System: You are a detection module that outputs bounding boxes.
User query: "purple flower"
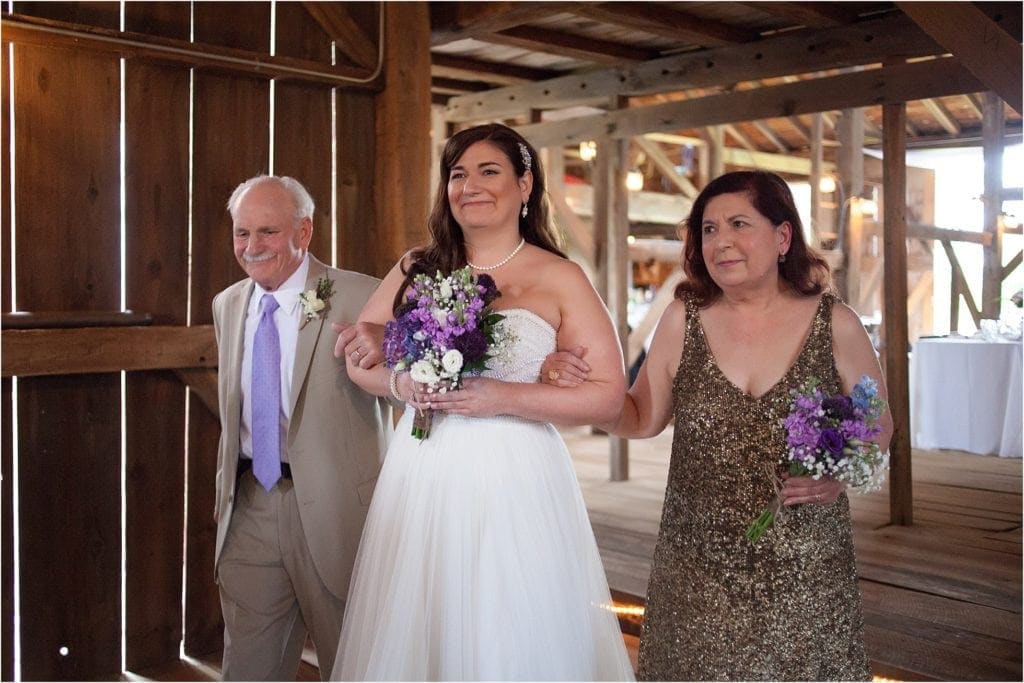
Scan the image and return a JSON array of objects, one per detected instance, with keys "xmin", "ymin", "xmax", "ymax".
[
  {"xmin": 452, "ymin": 329, "xmax": 488, "ymax": 362},
  {"xmin": 822, "ymin": 395, "xmax": 855, "ymax": 421},
  {"xmin": 817, "ymin": 428, "xmax": 845, "ymax": 456}
]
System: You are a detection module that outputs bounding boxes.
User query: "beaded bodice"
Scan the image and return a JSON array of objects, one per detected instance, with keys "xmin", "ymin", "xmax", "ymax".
[{"xmin": 479, "ymin": 308, "xmax": 556, "ymax": 384}]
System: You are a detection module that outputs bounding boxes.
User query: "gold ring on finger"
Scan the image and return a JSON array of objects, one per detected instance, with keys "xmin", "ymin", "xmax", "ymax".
[{"xmin": 548, "ymin": 369, "xmax": 559, "ymax": 381}]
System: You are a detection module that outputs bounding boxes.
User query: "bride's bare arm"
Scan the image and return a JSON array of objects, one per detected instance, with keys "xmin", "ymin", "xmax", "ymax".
[
  {"xmin": 342, "ymin": 257, "xmax": 413, "ymax": 399},
  {"xmin": 425, "ymin": 261, "xmax": 626, "ymax": 426}
]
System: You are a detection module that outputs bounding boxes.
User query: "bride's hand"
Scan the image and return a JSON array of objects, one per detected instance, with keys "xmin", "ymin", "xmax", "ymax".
[{"xmin": 414, "ymin": 377, "xmax": 504, "ymax": 418}]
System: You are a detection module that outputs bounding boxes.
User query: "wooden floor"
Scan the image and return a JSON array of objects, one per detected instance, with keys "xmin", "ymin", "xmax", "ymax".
[
  {"xmin": 127, "ymin": 427, "xmax": 1021, "ymax": 682},
  {"xmin": 562, "ymin": 425, "xmax": 1023, "ymax": 682}
]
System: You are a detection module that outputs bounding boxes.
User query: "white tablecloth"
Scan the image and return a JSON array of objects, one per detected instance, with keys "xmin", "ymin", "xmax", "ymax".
[{"xmin": 910, "ymin": 337, "xmax": 1023, "ymax": 457}]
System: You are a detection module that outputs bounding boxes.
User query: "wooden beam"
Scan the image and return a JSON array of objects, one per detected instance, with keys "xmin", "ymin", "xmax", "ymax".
[
  {"xmin": 2, "ymin": 13, "xmax": 380, "ymax": 88},
  {"xmin": 941, "ymin": 240, "xmax": 982, "ymax": 327},
  {"xmin": 515, "ymin": 58, "xmax": 983, "ymax": 148},
  {"xmin": 429, "ymin": 1, "xmax": 573, "ymax": 46},
  {"xmin": 633, "ymin": 137, "xmax": 698, "ymax": 198},
  {"xmin": 301, "ymin": 2, "xmax": 377, "ymax": 69},
  {"xmin": 570, "ymin": 2, "xmax": 759, "ymax": 45},
  {"xmin": 752, "ymin": 120, "xmax": 790, "ymax": 153},
  {"xmin": 921, "ymin": 98, "xmax": 962, "ymax": 136},
  {"xmin": 431, "ymin": 53, "xmax": 558, "ymax": 86},
  {"xmin": 431, "ymin": 77, "xmax": 492, "ymax": 94},
  {"xmin": 1, "ymin": 326, "xmax": 216, "ymax": 378},
  {"xmin": 720, "ymin": 147, "xmax": 835, "ymax": 175},
  {"xmin": 906, "ymin": 224, "xmax": 993, "ymax": 246},
  {"xmin": 547, "ymin": 183, "xmax": 596, "ymax": 266},
  {"xmin": 882, "ymin": 101, "xmax": 913, "ymax": 527},
  {"xmin": 897, "ymin": 1, "xmax": 1023, "ymax": 114},
  {"xmin": 444, "ymin": 13, "xmax": 943, "ymax": 122},
  {"xmin": 1002, "ymin": 250, "xmax": 1023, "ymax": 280},
  {"xmin": 484, "ymin": 25, "xmax": 658, "ymax": 64},
  {"xmin": 739, "ymin": 2, "xmax": 862, "ymax": 28}
]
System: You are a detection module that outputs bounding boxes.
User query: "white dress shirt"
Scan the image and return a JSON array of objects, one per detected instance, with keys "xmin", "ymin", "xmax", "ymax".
[{"xmin": 239, "ymin": 254, "xmax": 311, "ymax": 463}]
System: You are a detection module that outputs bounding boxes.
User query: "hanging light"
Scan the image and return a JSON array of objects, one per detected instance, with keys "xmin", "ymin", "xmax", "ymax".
[
  {"xmin": 626, "ymin": 168, "xmax": 644, "ymax": 192},
  {"xmin": 818, "ymin": 175, "xmax": 837, "ymax": 194},
  {"xmin": 578, "ymin": 140, "xmax": 597, "ymax": 161},
  {"xmin": 858, "ymin": 198, "xmax": 879, "ymax": 218}
]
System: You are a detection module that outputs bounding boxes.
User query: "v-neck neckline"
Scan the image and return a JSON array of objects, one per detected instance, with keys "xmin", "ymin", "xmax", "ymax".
[{"xmin": 694, "ymin": 294, "xmax": 826, "ymax": 402}]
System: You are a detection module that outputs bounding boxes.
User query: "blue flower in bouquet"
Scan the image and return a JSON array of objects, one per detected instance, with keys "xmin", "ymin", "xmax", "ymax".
[
  {"xmin": 382, "ymin": 267, "xmax": 510, "ymax": 439},
  {"xmin": 746, "ymin": 375, "xmax": 888, "ymax": 543}
]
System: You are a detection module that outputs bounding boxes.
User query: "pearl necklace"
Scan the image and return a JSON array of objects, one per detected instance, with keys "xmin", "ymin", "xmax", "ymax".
[{"xmin": 466, "ymin": 237, "xmax": 526, "ymax": 271}]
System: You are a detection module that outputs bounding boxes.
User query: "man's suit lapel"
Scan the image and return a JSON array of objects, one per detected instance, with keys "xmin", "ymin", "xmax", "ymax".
[
  {"xmin": 289, "ymin": 256, "xmax": 327, "ymax": 419},
  {"xmin": 225, "ymin": 281, "xmax": 253, "ymax": 429}
]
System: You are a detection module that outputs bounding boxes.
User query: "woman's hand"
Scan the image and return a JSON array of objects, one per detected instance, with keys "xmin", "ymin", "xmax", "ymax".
[
  {"xmin": 413, "ymin": 377, "xmax": 505, "ymax": 418},
  {"xmin": 538, "ymin": 345, "xmax": 590, "ymax": 387},
  {"xmin": 779, "ymin": 473, "xmax": 846, "ymax": 506}
]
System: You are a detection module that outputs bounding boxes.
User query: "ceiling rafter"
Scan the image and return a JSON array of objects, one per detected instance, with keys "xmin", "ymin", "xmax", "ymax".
[
  {"xmin": 921, "ymin": 98, "xmax": 962, "ymax": 136},
  {"xmin": 482, "ymin": 25, "xmax": 659, "ymax": 64},
  {"xmin": 738, "ymin": 2, "xmax": 867, "ymax": 28},
  {"xmin": 301, "ymin": 2, "xmax": 376, "ymax": 69},
  {"xmin": 570, "ymin": 2, "xmax": 759, "ymax": 46},
  {"xmin": 429, "ymin": 1, "xmax": 574, "ymax": 46},
  {"xmin": 431, "ymin": 53, "xmax": 559, "ymax": 86}
]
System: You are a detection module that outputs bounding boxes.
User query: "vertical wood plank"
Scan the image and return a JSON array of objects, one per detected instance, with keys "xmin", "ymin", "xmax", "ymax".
[
  {"xmin": 122, "ymin": 2, "xmax": 191, "ymax": 671},
  {"xmin": 1, "ymin": 42, "xmax": 13, "ymax": 682},
  {"xmin": 336, "ymin": 89, "xmax": 378, "ymax": 272},
  {"xmin": 273, "ymin": 2, "xmax": 333, "ymax": 264},
  {"xmin": 186, "ymin": 0, "xmax": 271, "ymax": 657},
  {"xmin": 370, "ymin": 1, "xmax": 430, "ymax": 278},
  {"xmin": 981, "ymin": 92, "xmax": 1005, "ymax": 320},
  {"xmin": 13, "ymin": 35, "xmax": 122, "ymax": 679},
  {"xmin": 882, "ymin": 101, "xmax": 913, "ymax": 526}
]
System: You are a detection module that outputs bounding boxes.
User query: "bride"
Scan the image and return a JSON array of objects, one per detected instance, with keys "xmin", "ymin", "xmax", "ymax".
[{"xmin": 331, "ymin": 123, "xmax": 635, "ymax": 681}]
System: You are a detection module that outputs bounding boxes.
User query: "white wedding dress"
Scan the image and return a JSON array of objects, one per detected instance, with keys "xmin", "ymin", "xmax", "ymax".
[{"xmin": 332, "ymin": 308, "xmax": 635, "ymax": 681}]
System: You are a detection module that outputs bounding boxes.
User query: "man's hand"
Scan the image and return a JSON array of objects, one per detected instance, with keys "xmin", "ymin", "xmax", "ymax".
[{"xmin": 334, "ymin": 321, "xmax": 385, "ymax": 369}]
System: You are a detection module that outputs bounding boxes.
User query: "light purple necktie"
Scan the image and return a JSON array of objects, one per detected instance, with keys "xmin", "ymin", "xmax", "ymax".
[{"xmin": 252, "ymin": 293, "xmax": 282, "ymax": 491}]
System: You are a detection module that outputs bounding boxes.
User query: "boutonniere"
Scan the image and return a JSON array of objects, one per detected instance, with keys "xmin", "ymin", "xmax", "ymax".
[{"xmin": 298, "ymin": 276, "xmax": 334, "ymax": 326}]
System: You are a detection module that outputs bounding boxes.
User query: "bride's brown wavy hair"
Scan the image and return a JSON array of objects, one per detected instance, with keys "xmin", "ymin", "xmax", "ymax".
[
  {"xmin": 393, "ymin": 123, "xmax": 565, "ymax": 314},
  {"xmin": 676, "ymin": 170, "xmax": 831, "ymax": 307}
]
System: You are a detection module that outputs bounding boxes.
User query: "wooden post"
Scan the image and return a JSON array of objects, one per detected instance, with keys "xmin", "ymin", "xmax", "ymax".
[
  {"xmin": 810, "ymin": 113, "xmax": 825, "ymax": 248},
  {"xmin": 373, "ymin": 2, "xmax": 432, "ymax": 277},
  {"xmin": 706, "ymin": 125, "xmax": 725, "ymax": 180},
  {"xmin": 882, "ymin": 101, "xmax": 913, "ymax": 526},
  {"xmin": 846, "ymin": 205, "xmax": 864, "ymax": 313},
  {"xmin": 606, "ymin": 137, "xmax": 630, "ymax": 482},
  {"xmin": 981, "ymin": 92, "xmax": 1005, "ymax": 319},
  {"xmin": 594, "ymin": 132, "xmax": 630, "ymax": 481}
]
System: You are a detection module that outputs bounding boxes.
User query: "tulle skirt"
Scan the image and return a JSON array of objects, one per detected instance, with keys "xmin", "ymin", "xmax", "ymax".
[{"xmin": 332, "ymin": 410, "xmax": 635, "ymax": 681}]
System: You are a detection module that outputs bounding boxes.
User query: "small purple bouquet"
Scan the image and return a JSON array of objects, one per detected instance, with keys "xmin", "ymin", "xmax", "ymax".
[
  {"xmin": 745, "ymin": 375, "xmax": 888, "ymax": 542},
  {"xmin": 383, "ymin": 266, "xmax": 507, "ymax": 439}
]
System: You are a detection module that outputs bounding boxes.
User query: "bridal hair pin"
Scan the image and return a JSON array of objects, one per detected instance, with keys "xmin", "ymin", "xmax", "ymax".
[{"xmin": 517, "ymin": 142, "xmax": 532, "ymax": 172}]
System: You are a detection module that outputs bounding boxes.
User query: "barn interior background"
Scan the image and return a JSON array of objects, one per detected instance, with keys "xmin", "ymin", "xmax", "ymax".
[{"xmin": 1, "ymin": 2, "xmax": 1021, "ymax": 680}]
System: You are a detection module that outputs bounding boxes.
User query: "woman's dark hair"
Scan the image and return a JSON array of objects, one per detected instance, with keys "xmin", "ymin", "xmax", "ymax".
[
  {"xmin": 393, "ymin": 123, "xmax": 565, "ymax": 313},
  {"xmin": 676, "ymin": 170, "xmax": 831, "ymax": 306}
]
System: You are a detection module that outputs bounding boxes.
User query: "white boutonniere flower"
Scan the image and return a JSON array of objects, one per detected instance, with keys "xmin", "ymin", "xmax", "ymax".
[{"xmin": 298, "ymin": 276, "xmax": 334, "ymax": 327}]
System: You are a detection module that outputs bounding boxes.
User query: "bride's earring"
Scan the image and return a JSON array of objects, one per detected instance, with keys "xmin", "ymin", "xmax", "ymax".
[{"xmin": 521, "ymin": 202, "xmax": 528, "ymax": 219}]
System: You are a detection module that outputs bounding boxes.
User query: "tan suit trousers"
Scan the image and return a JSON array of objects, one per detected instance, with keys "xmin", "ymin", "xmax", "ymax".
[{"xmin": 219, "ymin": 469, "xmax": 345, "ymax": 681}]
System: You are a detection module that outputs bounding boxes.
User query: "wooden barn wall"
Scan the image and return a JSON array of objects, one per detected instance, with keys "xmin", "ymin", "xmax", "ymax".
[{"xmin": 2, "ymin": 1, "xmax": 381, "ymax": 678}]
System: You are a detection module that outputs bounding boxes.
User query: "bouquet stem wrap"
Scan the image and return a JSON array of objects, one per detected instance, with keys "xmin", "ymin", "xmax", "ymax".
[{"xmin": 411, "ymin": 378, "xmax": 455, "ymax": 440}]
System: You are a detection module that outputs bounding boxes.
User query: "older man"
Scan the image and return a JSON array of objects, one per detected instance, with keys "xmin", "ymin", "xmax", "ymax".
[{"xmin": 212, "ymin": 175, "xmax": 389, "ymax": 680}]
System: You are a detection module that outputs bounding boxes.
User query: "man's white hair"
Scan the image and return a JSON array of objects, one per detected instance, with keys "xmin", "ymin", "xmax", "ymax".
[{"xmin": 226, "ymin": 175, "xmax": 315, "ymax": 223}]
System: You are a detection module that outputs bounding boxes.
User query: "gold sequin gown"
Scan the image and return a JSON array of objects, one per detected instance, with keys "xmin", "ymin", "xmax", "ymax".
[{"xmin": 637, "ymin": 292, "xmax": 870, "ymax": 681}]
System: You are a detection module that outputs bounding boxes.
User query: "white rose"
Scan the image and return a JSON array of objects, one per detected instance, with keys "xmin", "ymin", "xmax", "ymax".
[
  {"xmin": 438, "ymin": 280, "xmax": 453, "ymax": 300},
  {"xmin": 410, "ymin": 360, "xmax": 440, "ymax": 386},
  {"xmin": 432, "ymin": 308, "xmax": 449, "ymax": 326},
  {"xmin": 441, "ymin": 349, "xmax": 464, "ymax": 373}
]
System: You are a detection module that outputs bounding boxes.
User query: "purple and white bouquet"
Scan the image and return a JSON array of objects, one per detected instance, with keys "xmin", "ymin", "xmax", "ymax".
[
  {"xmin": 383, "ymin": 266, "xmax": 508, "ymax": 439},
  {"xmin": 745, "ymin": 375, "xmax": 888, "ymax": 542}
]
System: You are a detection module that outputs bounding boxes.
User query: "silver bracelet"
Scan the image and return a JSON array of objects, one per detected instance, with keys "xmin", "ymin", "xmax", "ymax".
[{"xmin": 389, "ymin": 369, "xmax": 404, "ymax": 402}]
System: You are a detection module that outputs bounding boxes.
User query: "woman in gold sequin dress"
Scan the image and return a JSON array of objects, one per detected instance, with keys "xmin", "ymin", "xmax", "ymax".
[{"xmin": 543, "ymin": 171, "xmax": 893, "ymax": 680}]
